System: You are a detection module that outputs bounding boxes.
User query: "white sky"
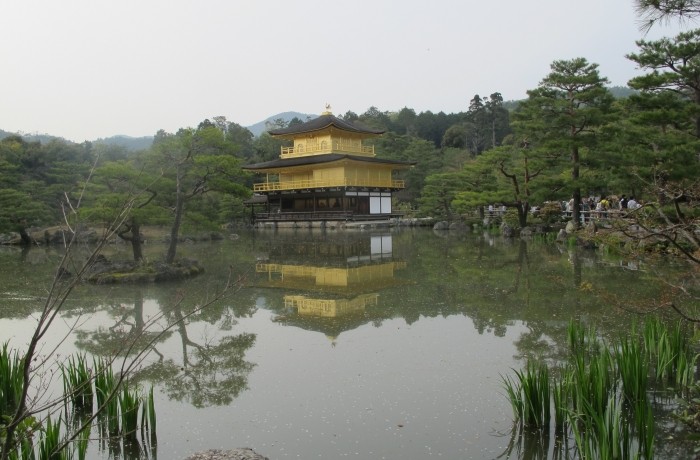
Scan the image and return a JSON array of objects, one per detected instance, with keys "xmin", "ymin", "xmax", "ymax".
[{"xmin": 0, "ymin": 0, "xmax": 688, "ymax": 142}]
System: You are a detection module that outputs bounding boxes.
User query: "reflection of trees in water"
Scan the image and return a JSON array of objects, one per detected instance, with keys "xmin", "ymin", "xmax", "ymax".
[
  {"xmin": 162, "ymin": 302, "xmax": 255, "ymax": 407},
  {"xmin": 75, "ymin": 289, "xmax": 172, "ymax": 359},
  {"xmin": 74, "ymin": 288, "xmax": 256, "ymax": 409}
]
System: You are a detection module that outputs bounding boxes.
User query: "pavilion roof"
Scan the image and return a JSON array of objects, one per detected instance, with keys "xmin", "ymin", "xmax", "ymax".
[{"xmin": 242, "ymin": 153, "xmax": 414, "ymax": 171}]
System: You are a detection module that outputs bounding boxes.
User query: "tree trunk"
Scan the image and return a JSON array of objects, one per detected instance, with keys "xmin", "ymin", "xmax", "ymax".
[
  {"xmin": 131, "ymin": 221, "xmax": 143, "ymax": 262},
  {"xmin": 17, "ymin": 227, "xmax": 32, "ymax": 246},
  {"xmin": 571, "ymin": 145, "xmax": 581, "ymax": 227},
  {"xmin": 166, "ymin": 193, "xmax": 184, "ymax": 264},
  {"xmin": 441, "ymin": 197, "xmax": 452, "ymax": 220},
  {"xmin": 517, "ymin": 202, "xmax": 529, "ymax": 228}
]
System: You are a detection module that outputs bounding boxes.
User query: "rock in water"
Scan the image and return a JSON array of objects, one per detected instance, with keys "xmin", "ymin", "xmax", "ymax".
[{"xmin": 184, "ymin": 448, "xmax": 268, "ymax": 460}]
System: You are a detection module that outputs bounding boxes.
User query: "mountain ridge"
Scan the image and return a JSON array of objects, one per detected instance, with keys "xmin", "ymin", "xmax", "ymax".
[{"xmin": 0, "ymin": 111, "xmax": 317, "ymax": 151}]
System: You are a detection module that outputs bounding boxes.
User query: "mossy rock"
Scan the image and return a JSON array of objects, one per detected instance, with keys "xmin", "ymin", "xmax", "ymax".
[{"xmin": 86, "ymin": 256, "xmax": 204, "ymax": 284}]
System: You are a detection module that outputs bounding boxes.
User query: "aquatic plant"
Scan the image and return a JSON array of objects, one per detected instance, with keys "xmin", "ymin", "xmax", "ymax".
[
  {"xmin": 499, "ymin": 317, "xmax": 697, "ymax": 459},
  {"xmin": 2, "ymin": 351, "xmax": 156, "ymax": 460},
  {"xmin": 502, "ymin": 361, "xmax": 550, "ymax": 430},
  {"xmin": 643, "ymin": 317, "xmax": 697, "ymax": 391},
  {"xmin": 616, "ymin": 336, "xmax": 648, "ymax": 404},
  {"xmin": 0, "ymin": 343, "xmax": 23, "ymax": 425},
  {"xmin": 571, "ymin": 391, "xmax": 633, "ymax": 460},
  {"xmin": 37, "ymin": 416, "xmax": 62, "ymax": 460},
  {"xmin": 118, "ymin": 385, "xmax": 140, "ymax": 439},
  {"xmin": 61, "ymin": 354, "xmax": 93, "ymax": 413},
  {"xmin": 551, "ymin": 371, "xmax": 571, "ymax": 435}
]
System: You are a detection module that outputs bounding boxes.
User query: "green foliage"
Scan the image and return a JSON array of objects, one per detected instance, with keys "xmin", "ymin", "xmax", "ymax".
[
  {"xmin": 416, "ymin": 172, "xmax": 464, "ymax": 218},
  {"xmin": 501, "ymin": 208, "xmax": 520, "ymax": 228},
  {"xmin": 0, "ymin": 343, "xmax": 24, "ymax": 440},
  {"xmin": 3, "ymin": 347, "xmax": 153, "ymax": 460},
  {"xmin": 61, "ymin": 355, "xmax": 93, "ymax": 413},
  {"xmin": 502, "ymin": 317, "xmax": 697, "ymax": 460},
  {"xmin": 502, "ymin": 361, "xmax": 550, "ymax": 429},
  {"xmin": 0, "ymin": 136, "xmax": 94, "ymax": 235},
  {"xmin": 538, "ymin": 201, "xmax": 565, "ymax": 224}
]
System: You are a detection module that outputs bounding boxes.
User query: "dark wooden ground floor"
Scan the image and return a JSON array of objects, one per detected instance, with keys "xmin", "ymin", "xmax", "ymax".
[{"xmin": 245, "ymin": 189, "xmax": 400, "ymax": 224}]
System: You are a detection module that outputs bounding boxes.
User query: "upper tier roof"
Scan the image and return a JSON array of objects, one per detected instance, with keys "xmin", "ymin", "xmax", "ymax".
[
  {"xmin": 242, "ymin": 153, "xmax": 414, "ymax": 171},
  {"xmin": 268, "ymin": 113, "xmax": 385, "ymax": 137}
]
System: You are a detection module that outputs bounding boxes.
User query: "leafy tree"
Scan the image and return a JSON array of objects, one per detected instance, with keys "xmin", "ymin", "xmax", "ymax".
[
  {"xmin": 264, "ymin": 117, "xmax": 288, "ymax": 130},
  {"xmin": 251, "ymin": 132, "xmax": 285, "ymax": 163},
  {"xmin": 224, "ymin": 122, "xmax": 255, "ymax": 160},
  {"xmin": 442, "ymin": 124, "xmax": 467, "ymax": 149},
  {"xmin": 451, "ymin": 136, "xmax": 567, "ymax": 227},
  {"xmin": 627, "ymin": 28, "xmax": 700, "ymax": 138},
  {"xmin": 287, "ymin": 116, "xmax": 305, "ymax": 128},
  {"xmin": 484, "ymin": 92, "xmax": 512, "ymax": 149},
  {"xmin": 359, "ymin": 106, "xmax": 391, "ymax": 131},
  {"xmin": 340, "ymin": 110, "xmax": 359, "ymax": 122},
  {"xmin": 393, "ymin": 107, "xmax": 418, "ymax": 135},
  {"xmin": 513, "ymin": 58, "xmax": 615, "ymax": 226},
  {"xmin": 375, "ymin": 133, "xmax": 441, "ymax": 202},
  {"xmin": 0, "ymin": 136, "xmax": 95, "ymax": 242},
  {"xmin": 415, "ymin": 110, "xmax": 457, "ymax": 147},
  {"xmin": 464, "ymin": 94, "xmax": 493, "ymax": 155},
  {"xmin": 417, "ymin": 172, "xmax": 464, "ymax": 219},
  {"xmin": 451, "ymin": 156, "xmax": 500, "ymax": 219},
  {"xmin": 82, "ymin": 160, "xmax": 165, "ymax": 261},
  {"xmin": 634, "ymin": 0, "xmax": 700, "ymax": 31},
  {"xmin": 151, "ymin": 124, "xmax": 250, "ymax": 264}
]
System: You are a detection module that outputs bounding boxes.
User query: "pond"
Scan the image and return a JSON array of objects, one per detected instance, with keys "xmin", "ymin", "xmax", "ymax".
[{"xmin": 0, "ymin": 227, "xmax": 696, "ymax": 459}]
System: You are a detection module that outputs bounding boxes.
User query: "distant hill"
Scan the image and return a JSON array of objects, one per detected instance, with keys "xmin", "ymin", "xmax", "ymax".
[
  {"xmin": 246, "ymin": 111, "xmax": 317, "ymax": 137},
  {"xmin": 93, "ymin": 135, "xmax": 153, "ymax": 151},
  {"xmin": 609, "ymin": 86, "xmax": 638, "ymax": 99},
  {"xmin": 0, "ymin": 129, "xmax": 66, "ymax": 144}
]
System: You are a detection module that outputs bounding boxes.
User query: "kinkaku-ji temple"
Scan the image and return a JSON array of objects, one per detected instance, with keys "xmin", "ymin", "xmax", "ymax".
[{"xmin": 242, "ymin": 108, "xmax": 415, "ymax": 227}]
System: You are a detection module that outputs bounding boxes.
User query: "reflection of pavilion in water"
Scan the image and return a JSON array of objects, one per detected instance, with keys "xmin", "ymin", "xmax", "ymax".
[{"xmin": 254, "ymin": 231, "xmax": 407, "ymax": 337}]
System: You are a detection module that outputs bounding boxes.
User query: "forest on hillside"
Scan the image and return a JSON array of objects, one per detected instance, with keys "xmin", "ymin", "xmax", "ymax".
[{"xmin": 2, "ymin": 18, "xmax": 700, "ymax": 247}]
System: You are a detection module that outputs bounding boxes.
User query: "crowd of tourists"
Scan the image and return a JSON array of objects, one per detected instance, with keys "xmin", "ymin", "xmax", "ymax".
[
  {"xmin": 569, "ymin": 195, "xmax": 641, "ymax": 214},
  {"xmin": 485, "ymin": 194, "xmax": 643, "ymax": 222},
  {"xmin": 562, "ymin": 194, "xmax": 642, "ymax": 221}
]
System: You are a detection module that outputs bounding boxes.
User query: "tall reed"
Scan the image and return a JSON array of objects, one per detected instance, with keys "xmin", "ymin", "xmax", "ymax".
[
  {"xmin": 569, "ymin": 345, "xmax": 615, "ymax": 418},
  {"xmin": 37, "ymin": 415, "xmax": 62, "ymax": 460},
  {"xmin": 551, "ymin": 374, "xmax": 568, "ymax": 436},
  {"xmin": 0, "ymin": 343, "xmax": 24, "ymax": 423},
  {"xmin": 4, "ymin": 348, "xmax": 157, "ymax": 460},
  {"xmin": 93, "ymin": 358, "xmax": 119, "ymax": 436},
  {"xmin": 118, "ymin": 385, "xmax": 140, "ymax": 440},
  {"xmin": 643, "ymin": 317, "xmax": 697, "ymax": 392},
  {"xmin": 61, "ymin": 354, "xmax": 93, "ymax": 413},
  {"xmin": 616, "ymin": 336, "xmax": 648, "ymax": 403},
  {"xmin": 502, "ymin": 361, "xmax": 550, "ymax": 430},
  {"xmin": 502, "ymin": 319, "xmax": 682, "ymax": 460},
  {"xmin": 571, "ymin": 391, "xmax": 633, "ymax": 460},
  {"xmin": 141, "ymin": 386, "xmax": 157, "ymax": 444}
]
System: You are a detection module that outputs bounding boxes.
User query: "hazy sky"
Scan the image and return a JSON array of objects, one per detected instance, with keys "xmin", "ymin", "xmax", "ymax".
[{"xmin": 0, "ymin": 0, "xmax": 688, "ymax": 142}]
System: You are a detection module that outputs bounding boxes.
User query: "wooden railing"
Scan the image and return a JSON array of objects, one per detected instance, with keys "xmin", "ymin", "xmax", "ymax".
[
  {"xmin": 280, "ymin": 141, "xmax": 374, "ymax": 158},
  {"xmin": 253, "ymin": 178, "xmax": 405, "ymax": 192},
  {"xmin": 253, "ymin": 211, "xmax": 353, "ymax": 221}
]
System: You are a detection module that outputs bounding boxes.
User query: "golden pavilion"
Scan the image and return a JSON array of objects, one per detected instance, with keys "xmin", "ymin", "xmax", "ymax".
[{"xmin": 243, "ymin": 108, "xmax": 414, "ymax": 226}]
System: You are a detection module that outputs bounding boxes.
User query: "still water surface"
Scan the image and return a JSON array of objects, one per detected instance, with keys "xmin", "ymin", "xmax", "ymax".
[{"xmin": 0, "ymin": 228, "xmax": 693, "ymax": 459}]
